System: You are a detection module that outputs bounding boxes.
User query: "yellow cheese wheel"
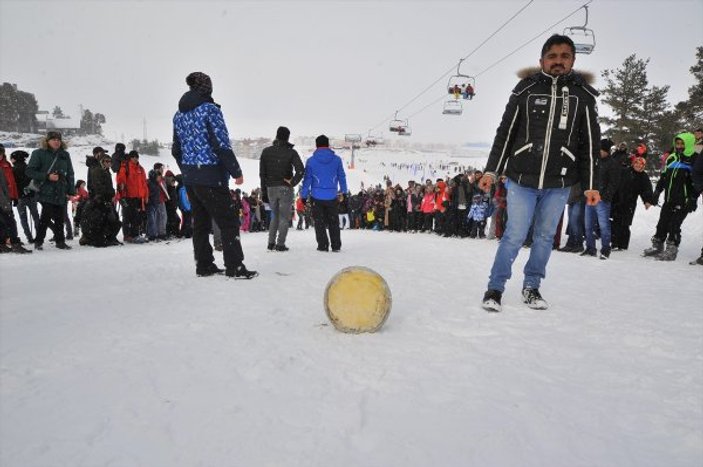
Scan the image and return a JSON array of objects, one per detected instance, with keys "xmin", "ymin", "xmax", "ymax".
[{"xmin": 324, "ymin": 266, "xmax": 392, "ymax": 333}]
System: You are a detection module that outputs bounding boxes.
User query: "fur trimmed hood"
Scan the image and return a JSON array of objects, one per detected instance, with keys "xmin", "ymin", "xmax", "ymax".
[
  {"xmin": 39, "ymin": 136, "xmax": 68, "ymax": 151},
  {"xmin": 517, "ymin": 66, "xmax": 595, "ymax": 84}
]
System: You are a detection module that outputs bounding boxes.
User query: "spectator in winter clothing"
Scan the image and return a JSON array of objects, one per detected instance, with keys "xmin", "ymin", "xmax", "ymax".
[
  {"xmin": 80, "ymin": 155, "xmax": 121, "ymax": 247},
  {"xmin": 643, "ymin": 132, "xmax": 699, "ymax": 261},
  {"xmin": 690, "ymin": 145, "xmax": 703, "ymax": 265},
  {"xmin": 172, "ymin": 71, "xmax": 257, "ymax": 278},
  {"xmin": 111, "ymin": 143, "xmax": 127, "ymax": 174},
  {"xmin": 25, "ymin": 131, "xmax": 76, "ymax": 250},
  {"xmin": 163, "ymin": 170, "xmax": 181, "ymax": 238},
  {"xmin": 0, "ymin": 165, "xmax": 31, "ymax": 253},
  {"xmin": 420, "ymin": 185, "xmax": 435, "ymax": 232},
  {"xmin": 71, "ymin": 180, "xmax": 90, "ymax": 237},
  {"xmin": 467, "ymin": 193, "xmax": 489, "ymax": 238},
  {"xmin": 116, "ymin": 150, "xmax": 149, "ymax": 243},
  {"xmin": 259, "ymin": 126, "xmax": 304, "ymax": 252},
  {"xmin": 146, "ymin": 163, "xmax": 168, "ymax": 241},
  {"xmin": 300, "ymin": 134, "xmax": 348, "ymax": 252},
  {"xmin": 559, "ymin": 183, "xmax": 586, "ymax": 253},
  {"xmin": 582, "ymin": 138, "xmax": 619, "ymax": 259},
  {"xmin": 337, "ymin": 192, "xmax": 350, "ymax": 229},
  {"xmin": 479, "ymin": 34, "xmax": 601, "ymax": 312},
  {"xmin": 610, "ymin": 156, "xmax": 654, "ymax": 250},
  {"xmin": 175, "ymin": 174, "xmax": 192, "ymax": 238},
  {"xmin": 10, "ymin": 150, "xmax": 40, "ymax": 243}
]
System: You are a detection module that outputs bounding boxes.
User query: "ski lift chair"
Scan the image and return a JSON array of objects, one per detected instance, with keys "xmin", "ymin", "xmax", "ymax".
[
  {"xmin": 442, "ymin": 100, "xmax": 463, "ymax": 116},
  {"xmin": 563, "ymin": 6, "xmax": 596, "ymax": 54}
]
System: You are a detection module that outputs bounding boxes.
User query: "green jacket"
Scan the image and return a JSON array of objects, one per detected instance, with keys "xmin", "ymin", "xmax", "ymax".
[{"xmin": 26, "ymin": 140, "xmax": 75, "ymax": 206}]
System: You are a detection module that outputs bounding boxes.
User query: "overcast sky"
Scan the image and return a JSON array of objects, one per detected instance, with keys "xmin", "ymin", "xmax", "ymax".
[{"xmin": 1, "ymin": 0, "xmax": 701, "ymax": 146}]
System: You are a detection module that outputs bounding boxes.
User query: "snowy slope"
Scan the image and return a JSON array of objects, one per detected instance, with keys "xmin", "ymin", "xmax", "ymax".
[{"xmin": 1, "ymin": 145, "xmax": 702, "ymax": 467}]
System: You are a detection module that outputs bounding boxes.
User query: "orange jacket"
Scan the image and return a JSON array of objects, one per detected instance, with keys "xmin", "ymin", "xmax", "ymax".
[
  {"xmin": 116, "ymin": 159, "xmax": 148, "ymax": 202},
  {"xmin": 434, "ymin": 181, "xmax": 448, "ymax": 213}
]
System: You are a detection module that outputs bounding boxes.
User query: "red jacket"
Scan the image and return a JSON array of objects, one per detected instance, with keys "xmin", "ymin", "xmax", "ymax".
[
  {"xmin": 0, "ymin": 158, "xmax": 18, "ymax": 201},
  {"xmin": 116, "ymin": 160, "xmax": 148, "ymax": 202}
]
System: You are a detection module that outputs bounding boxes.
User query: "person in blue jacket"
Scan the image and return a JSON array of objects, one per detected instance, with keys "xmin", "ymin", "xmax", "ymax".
[
  {"xmin": 300, "ymin": 135, "xmax": 348, "ymax": 252},
  {"xmin": 172, "ymin": 72, "xmax": 257, "ymax": 279}
]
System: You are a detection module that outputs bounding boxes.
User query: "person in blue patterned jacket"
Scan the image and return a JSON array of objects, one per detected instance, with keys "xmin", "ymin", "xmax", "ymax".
[{"xmin": 172, "ymin": 72, "xmax": 257, "ymax": 279}]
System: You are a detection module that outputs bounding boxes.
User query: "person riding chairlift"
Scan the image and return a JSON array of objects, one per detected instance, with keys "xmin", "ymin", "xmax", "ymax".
[{"xmin": 463, "ymin": 83, "xmax": 475, "ymax": 100}]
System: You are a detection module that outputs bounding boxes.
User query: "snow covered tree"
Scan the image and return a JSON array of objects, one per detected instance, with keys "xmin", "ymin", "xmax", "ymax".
[
  {"xmin": 52, "ymin": 106, "xmax": 65, "ymax": 118},
  {"xmin": 0, "ymin": 83, "xmax": 38, "ymax": 133},
  {"xmin": 675, "ymin": 46, "xmax": 703, "ymax": 130}
]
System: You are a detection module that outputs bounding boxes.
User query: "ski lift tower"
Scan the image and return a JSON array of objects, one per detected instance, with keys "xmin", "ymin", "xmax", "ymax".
[{"xmin": 345, "ymin": 133, "xmax": 362, "ymax": 169}]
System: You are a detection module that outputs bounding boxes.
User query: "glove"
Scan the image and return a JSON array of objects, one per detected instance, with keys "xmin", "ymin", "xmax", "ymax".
[{"xmin": 687, "ymin": 198, "xmax": 698, "ymax": 213}]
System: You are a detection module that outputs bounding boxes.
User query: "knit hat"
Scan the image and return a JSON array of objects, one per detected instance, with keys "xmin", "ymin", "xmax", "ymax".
[
  {"xmin": 46, "ymin": 131, "xmax": 62, "ymax": 141},
  {"xmin": 10, "ymin": 150, "xmax": 29, "ymax": 161},
  {"xmin": 186, "ymin": 72, "xmax": 212, "ymax": 95},
  {"xmin": 636, "ymin": 143, "xmax": 647, "ymax": 156},
  {"xmin": 600, "ymin": 138, "xmax": 614, "ymax": 153},
  {"xmin": 164, "ymin": 170, "xmax": 175, "ymax": 177},
  {"xmin": 315, "ymin": 134, "xmax": 329, "ymax": 148},
  {"xmin": 115, "ymin": 143, "xmax": 126, "ymax": 153},
  {"xmin": 128, "ymin": 150, "xmax": 139, "ymax": 158},
  {"xmin": 276, "ymin": 126, "xmax": 290, "ymax": 142},
  {"xmin": 154, "ymin": 163, "xmax": 164, "ymax": 171}
]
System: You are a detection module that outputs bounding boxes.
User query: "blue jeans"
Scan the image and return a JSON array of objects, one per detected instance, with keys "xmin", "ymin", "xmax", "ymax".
[
  {"xmin": 487, "ymin": 179, "xmax": 570, "ymax": 292},
  {"xmin": 585, "ymin": 200, "xmax": 611, "ymax": 252},
  {"xmin": 147, "ymin": 203, "xmax": 167, "ymax": 238}
]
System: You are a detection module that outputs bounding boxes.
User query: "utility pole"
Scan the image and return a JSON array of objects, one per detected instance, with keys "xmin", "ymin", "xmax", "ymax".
[{"xmin": 143, "ymin": 118, "xmax": 147, "ymax": 141}]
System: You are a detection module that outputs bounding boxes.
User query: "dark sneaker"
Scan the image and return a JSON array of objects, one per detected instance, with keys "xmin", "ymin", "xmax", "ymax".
[
  {"xmin": 226, "ymin": 264, "xmax": 259, "ymax": 279},
  {"xmin": 267, "ymin": 243, "xmax": 275, "ymax": 251},
  {"xmin": 317, "ymin": 246, "xmax": 329, "ymax": 252},
  {"xmin": 600, "ymin": 248, "xmax": 611, "ymax": 260},
  {"xmin": 34, "ymin": 242, "xmax": 43, "ymax": 251},
  {"xmin": 107, "ymin": 238, "xmax": 123, "ymax": 246},
  {"xmin": 55, "ymin": 242, "xmax": 72, "ymax": 250},
  {"xmin": 196, "ymin": 263, "xmax": 225, "ymax": 277},
  {"xmin": 691, "ymin": 255, "xmax": 703, "ymax": 266},
  {"xmin": 275, "ymin": 245, "xmax": 289, "ymax": 252},
  {"xmin": 79, "ymin": 236, "xmax": 89, "ymax": 246},
  {"xmin": 0, "ymin": 244, "xmax": 12, "ymax": 254},
  {"xmin": 11, "ymin": 243, "xmax": 32, "ymax": 254},
  {"xmin": 481, "ymin": 289, "xmax": 502, "ymax": 312},
  {"xmin": 580, "ymin": 248, "xmax": 597, "ymax": 257},
  {"xmin": 522, "ymin": 288, "xmax": 548, "ymax": 310},
  {"xmin": 331, "ymin": 248, "xmax": 340, "ymax": 252}
]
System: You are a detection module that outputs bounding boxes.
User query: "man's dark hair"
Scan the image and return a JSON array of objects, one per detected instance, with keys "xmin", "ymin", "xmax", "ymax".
[{"xmin": 540, "ymin": 34, "xmax": 576, "ymax": 58}]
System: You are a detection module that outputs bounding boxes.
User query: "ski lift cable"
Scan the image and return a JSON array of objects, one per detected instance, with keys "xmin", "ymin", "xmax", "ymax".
[
  {"xmin": 367, "ymin": 0, "xmax": 535, "ymax": 133},
  {"xmin": 401, "ymin": 0, "xmax": 594, "ymax": 124},
  {"xmin": 475, "ymin": 0, "xmax": 593, "ymax": 79}
]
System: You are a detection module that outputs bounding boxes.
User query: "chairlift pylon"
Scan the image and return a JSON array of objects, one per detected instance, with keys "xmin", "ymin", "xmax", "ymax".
[{"xmin": 563, "ymin": 5, "xmax": 596, "ymax": 54}]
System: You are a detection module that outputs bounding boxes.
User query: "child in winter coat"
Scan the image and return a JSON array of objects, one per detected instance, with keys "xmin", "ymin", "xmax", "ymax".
[
  {"xmin": 467, "ymin": 193, "xmax": 489, "ymax": 238},
  {"xmin": 71, "ymin": 180, "xmax": 89, "ymax": 236},
  {"xmin": 420, "ymin": 186, "xmax": 435, "ymax": 232},
  {"xmin": 176, "ymin": 175, "xmax": 192, "ymax": 238},
  {"xmin": 643, "ymin": 132, "xmax": 699, "ymax": 261}
]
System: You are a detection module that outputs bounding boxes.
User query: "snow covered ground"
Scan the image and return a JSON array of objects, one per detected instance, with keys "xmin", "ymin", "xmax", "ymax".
[{"xmin": 1, "ymin": 144, "xmax": 702, "ymax": 467}]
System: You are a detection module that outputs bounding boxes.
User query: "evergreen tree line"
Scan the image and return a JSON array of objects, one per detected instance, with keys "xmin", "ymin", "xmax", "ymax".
[
  {"xmin": 599, "ymin": 46, "xmax": 702, "ymax": 173},
  {"xmin": 129, "ymin": 139, "xmax": 162, "ymax": 155}
]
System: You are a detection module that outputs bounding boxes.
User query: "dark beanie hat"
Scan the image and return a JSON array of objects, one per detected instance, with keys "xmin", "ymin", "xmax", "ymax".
[
  {"xmin": 316, "ymin": 134, "xmax": 329, "ymax": 148},
  {"xmin": 154, "ymin": 162, "xmax": 164, "ymax": 170},
  {"xmin": 186, "ymin": 72, "xmax": 213, "ymax": 95},
  {"xmin": 115, "ymin": 143, "xmax": 126, "ymax": 152},
  {"xmin": 46, "ymin": 131, "xmax": 62, "ymax": 141},
  {"xmin": 600, "ymin": 138, "xmax": 614, "ymax": 153},
  {"xmin": 276, "ymin": 126, "xmax": 290, "ymax": 142}
]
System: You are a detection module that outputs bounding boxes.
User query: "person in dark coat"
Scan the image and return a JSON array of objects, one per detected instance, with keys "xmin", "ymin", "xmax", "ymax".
[
  {"xmin": 80, "ymin": 155, "xmax": 122, "ymax": 247},
  {"xmin": 582, "ymin": 138, "xmax": 621, "ymax": 259},
  {"xmin": 478, "ymin": 34, "xmax": 601, "ymax": 312},
  {"xmin": 259, "ymin": 126, "xmax": 304, "ymax": 251},
  {"xmin": 690, "ymin": 146, "xmax": 703, "ymax": 265},
  {"xmin": 25, "ymin": 131, "xmax": 76, "ymax": 250},
  {"xmin": 610, "ymin": 156, "xmax": 654, "ymax": 251},
  {"xmin": 10, "ymin": 150, "xmax": 40, "ymax": 244},
  {"xmin": 643, "ymin": 132, "xmax": 699, "ymax": 261}
]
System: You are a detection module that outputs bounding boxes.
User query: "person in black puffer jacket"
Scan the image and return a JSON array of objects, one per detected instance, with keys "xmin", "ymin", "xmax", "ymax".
[
  {"xmin": 11, "ymin": 150, "xmax": 40, "ymax": 243},
  {"xmin": 80, "ymin": 154, "xmax": 121, "ymax": 247},
  {"xmin": 259, "ymin": 126, "xmax": 305, "ymax": 251}
]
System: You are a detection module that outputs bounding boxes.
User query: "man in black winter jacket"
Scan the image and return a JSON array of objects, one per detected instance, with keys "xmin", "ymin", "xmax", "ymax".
[
  {"xmin": 478, "ymin": 34, "xmax": 601, "ymax": 312},
  {"xmin": 259, "ymin": 126, "xmax": 304, "ymax": 252},
  {"xmin": 582, "ymin": 138, "xmax": 620, "ymax": 258}
]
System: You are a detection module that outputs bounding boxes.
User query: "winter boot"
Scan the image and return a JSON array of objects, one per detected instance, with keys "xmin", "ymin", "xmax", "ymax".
[
  {"xmin": 481, "ymin": 289, "xmax": 502, "ymax": 312},
  {"xmin": 642, "ymin": 237, "xmax": 664, "ymax": 257},
  {"xmin": 522, "ymin": 288, "xmax": 549, "ymax": 310},
  {"xmin": 655, "ymin": 241, "xmax": 678, "ymax": 261}
]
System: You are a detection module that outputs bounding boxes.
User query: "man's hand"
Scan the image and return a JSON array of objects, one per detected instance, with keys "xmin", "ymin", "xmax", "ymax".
[
  {"xmin": 644, "ymin": 202, "xmax": 652, "ymax": 210},
  {"xmin": 584, "ymin": 190, "xmax": 601, "ymax": 206},
  {"xmin": 478, "ymin": 174, "xmax": 495, "ymax": 193},
  {"xmin": 234, "ymin": 176, "xmax": 244, "ymax": 185}
]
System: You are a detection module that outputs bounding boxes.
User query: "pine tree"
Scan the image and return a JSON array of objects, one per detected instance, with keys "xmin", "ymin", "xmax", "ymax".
[
  {"xmin": 52, "ymin": 106, "xmax": 65, "ymax": 118},
  {"xmin": 675, "ymin": 46, "xmax": 703, "ymax": 129},
  {"xmin": 599, "ymin": 54, "xmax": 650, "ymax": 145}
]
